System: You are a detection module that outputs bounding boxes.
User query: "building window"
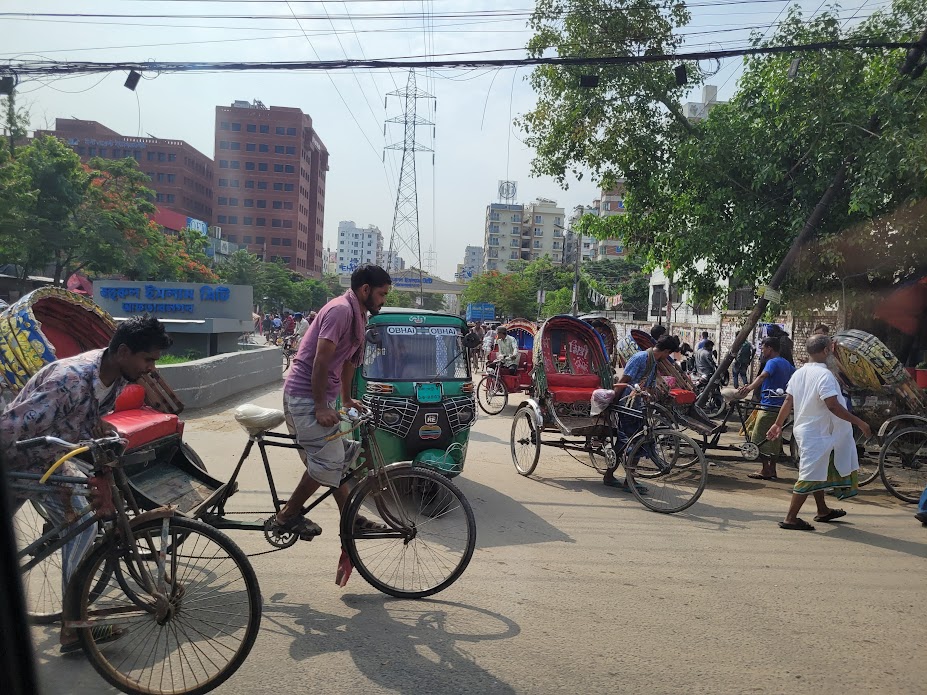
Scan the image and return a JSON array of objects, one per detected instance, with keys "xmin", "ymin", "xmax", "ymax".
[
  {"xmin": 554, "ymin": 217, "xmax": 561, "ymax": 226},
  {"xmin": 242, "ymin": 235, "xmax": 253, "ymax": 244},
  {"xmin": 273, "ymin": 182, "xmax": 283, "ymax": 191},
  {"xmin": 247, "ymin": 124, "xmax": 256, "ymax": 133},
  {"xmin": 490, "ymin": 212, "xmax": 499, "ymax": 221},
  {"xmin": 244, "ymin": 216, "xmax": 253, "ymax": 225},
  {"xmin": 256, "ymin": 218, "xmax": 266, "ymax": 226},
  {"xmin": 488, "ymin": 236, "xmax": 499, "ymax": 246},
  {"xmin": 283, "ymin": 201, "xmax": 293, "ymax": 210},
  {"xmin": 285, "ymin": 165, "xmax": 295, "ymax": 173},
  {"xmin": 651, "ymin": 285, "xmax": 667, "ymax": 314},
  {"xmin": 533, "ymin": 240, "xmax": 542, "ymax": 248},
  {"xmin": 244, "ymin": 162, "xmax": 255, "ymax": 171},
  {"xmin": 274, "ymin": 145, "xmax": 284, "ymax": 154},
  {"xmin": 271, "ymin": 237, "xmax": 281, "ymax": 246},
  {"xmin": 258, "ymin": 163, "xmax": 268, "ymax": 171},
  {"xmin": 256, "ymin": 200, "xmax": 266, "ymax": 208},
  {"xmin": 284, "ymin": 183, "xmax": 294, "ymax": 192},
  {"xmin": 511, "ymin": 239, "xmax": 519, "ymax": 247},
  {"xmin": 220, "ymin": 121, "xmax": 230, "ymax": 130},
  {"xmin": 219, "ymin": 141, "xmax": 229, "ymax": 150},
  {"xmin": 246, "ymin": 143, "xmax": 256, "ymax": 152},
  {"xmin": 157, "ymin": 152, "xmax": 166, "ymax": 162},
  {"xmin": 217, "ymin": 197, "xmax": 228, "ymax": 205},
  {"xmin": 257, "ymin": 181, "xmax": 268, "ymax": 189},
  {"xmin": 286, "ymin": 127, "xmax": 296, "ymax": 136},
  {"xmin": 512, "ymin": 226, "xmax": 520, "ymax": 235},
  {"xmin": 218, "ymin": 178, "xmax": 228, "ymax": 187},
  {"xmin": 282, "ymin": 220, "xmax": 293, "ymax": 229},
  {"xmin": 168, "ymin": 153, "xmax": 176, "ymax": 162},
  {"xmin": 167, "ymin": 174, "xmax": 175, "ymax": 183},
  {"xmin": 255, "ymin": 236, "xmax": 265, "ymax": 244},
  {"xmin": 244, "ymin": 199, "xmax": 254, "ymax": 207},
  {"xmin": 217, "ymin": 215, "xmax": 227, "ymax": 223},
  {"xmin": 273, "ymin": 201, "xmax": 282, "ymax": 209},
  {"xmin": 272, "ymin": 219, "xmax": 282, "ymax": 228},
  {"xmin": 146, "ymin": 151, "xmax": 154, "ymax": 161},
  {"xmin": 245, "ymin": 180, "xmax": 254, "ymax": 188},
  {"xmin": 259, "ymin": 144, "xmax": 269, "ymax": 153},
  {"xmin": 228, "ymin": 215, "xmax": 237, "ymax": 224},
  {"xmin": 534, "ymin": 227, "xmax": 543, "ymax": 236},
  {"xmin": 274, "ymin": 164, "xmax": 284, "ymax": 173},
  {"xmin": 285, "ymin": 146, "xmax": 296, "ymax": 155},
  {"xmin": 230, "ymin": 160, "xmax": 240, "ymax": 169},
  {"xmin": 219, "ymin": 160, "xmax": 228, "ymax": 168},
  {"xmin": 276, "ymin": 126, "xmax": 286, "ymax": 135},
  {"xmin": 534, "ymin": 215, "xmax": 542, "ymax": 223},
  {"xmin": 260, "ymin": 124, "xmax": 269, "ymax": 133},
  {"xmin": 512, "ymin": 213, "xmax": 521, "ymax": 222},
  {"xmin": 226, "ymin": 234, "xmax": 237, "ymax": 242},
  {"xmin": 230, "ymin": 179, "xmax": 239, "ymax": 188},
  {"xmin": 231, "ymin": 122, "xmax": 241, "ymax": 131}
]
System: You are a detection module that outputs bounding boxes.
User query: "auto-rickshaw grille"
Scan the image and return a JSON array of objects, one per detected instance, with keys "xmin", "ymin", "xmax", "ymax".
[
  {"xmin": 445, "ymin": 396, "xmax": 477, "ymax": 435},
  {"xmin": 362, "ymin": 396, "xmax": 419, "ymax": 439}
]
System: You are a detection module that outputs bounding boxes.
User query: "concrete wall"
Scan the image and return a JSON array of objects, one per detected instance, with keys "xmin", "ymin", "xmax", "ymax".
[{"xmin": 158, "ymin": 346, "xmax": 282, "ymax": 410}]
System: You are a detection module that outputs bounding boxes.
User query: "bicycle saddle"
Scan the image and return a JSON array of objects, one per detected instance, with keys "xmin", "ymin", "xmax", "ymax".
[
  {"xmin": 720, "ymin": 387, "xmax": 744, "ymax": 402},
  {"xmin": 234, "ymin": 403, "xmax": 286, "ymax": 435}
]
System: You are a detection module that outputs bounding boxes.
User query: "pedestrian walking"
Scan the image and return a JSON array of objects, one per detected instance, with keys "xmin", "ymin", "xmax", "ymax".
[
  {"xmin": 767, "ymin": 334, "xmax": 873, "ymax": 531},
  {"xmin": 732, "ymin": 339, "xmax": 754, "ymax": 388}
]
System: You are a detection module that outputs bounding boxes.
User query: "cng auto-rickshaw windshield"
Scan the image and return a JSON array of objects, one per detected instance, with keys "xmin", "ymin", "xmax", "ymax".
[{"xmin": 363, "ymin": 326, "xmax": 470, "ymax": 380}]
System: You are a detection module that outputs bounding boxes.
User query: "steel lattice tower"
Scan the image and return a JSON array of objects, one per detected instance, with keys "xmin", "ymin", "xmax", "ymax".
[{"xmin": 385, "ymin": 70, "xmax": 434, "ymax": 296}]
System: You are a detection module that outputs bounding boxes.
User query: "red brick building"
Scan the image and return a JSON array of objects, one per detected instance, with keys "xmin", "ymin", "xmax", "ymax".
[
  {"xmin": 213, "ymin": 100, "xmax": 329, "ymax": 277},
  {"xmin": 37, "ymin": 119, "xmax": 214, "ymax": 225}
]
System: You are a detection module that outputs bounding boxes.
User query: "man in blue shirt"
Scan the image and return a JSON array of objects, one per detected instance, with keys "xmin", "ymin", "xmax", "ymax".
[
  {"xmin": 603, "ymin": 334, "xmax": 680, "ymax": 490},
  {"xmin": 737, "ymin": 336, "xmax": 795, "ymax": 480},
  {"xmin": 696, "ymin": 331, "xmax": 710, "ymax": 351}
]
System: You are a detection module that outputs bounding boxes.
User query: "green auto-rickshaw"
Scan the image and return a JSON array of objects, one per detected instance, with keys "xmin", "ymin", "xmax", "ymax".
[{"xmin": 354, "ymin": 308, "xmax": 480, "ymax": 477}]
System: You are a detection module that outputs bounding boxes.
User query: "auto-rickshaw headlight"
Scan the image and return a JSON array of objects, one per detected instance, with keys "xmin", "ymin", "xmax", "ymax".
[
  {"xmin": 457, "ymin": 407, "xmax": 474, "ymax": 425},
  {"xmin": 381, "ymin": 409, "xmax": 402, "ymax": 426}
]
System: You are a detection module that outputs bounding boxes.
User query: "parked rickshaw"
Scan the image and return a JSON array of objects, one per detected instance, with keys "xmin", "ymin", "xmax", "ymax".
[
  {"xmin": 508, "ymin": 315, "xmax": 709, "ymax": 514},
  {"xmin": 581, "ymin": 314, "xmax": 619, "ymax": 369},
  {"xmin": 477, "ymin": 319, "xmax": 537, "ymax": 415},
  {"xmin": 354, "ymin": 307, "xmax": 480, "ymax": 477}
]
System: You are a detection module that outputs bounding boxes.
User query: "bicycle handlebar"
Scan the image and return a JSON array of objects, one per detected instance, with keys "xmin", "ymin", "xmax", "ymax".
[{"xmin": 14, "ymin": 434, "xmax": 126, "ymax": 451}]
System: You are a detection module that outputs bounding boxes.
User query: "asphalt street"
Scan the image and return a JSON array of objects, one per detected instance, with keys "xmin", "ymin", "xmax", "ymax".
[{"xmin": 30, "ymin": 382, "xmax": 926, "ymax": 694}]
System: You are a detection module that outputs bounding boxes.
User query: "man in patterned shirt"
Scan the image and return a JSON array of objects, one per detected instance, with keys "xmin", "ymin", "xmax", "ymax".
[{"xmin": 1, "ymin": 316, "xmax": 172, "ymax": 652}]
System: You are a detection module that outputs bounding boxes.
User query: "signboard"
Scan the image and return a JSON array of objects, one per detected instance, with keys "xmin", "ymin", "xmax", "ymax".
[
  {"xmin": 93, "ymin": 281, "xmax": 253, "ymax": 321},
  {"xmin": 186, "ymin": 217, "xmax": 208, "ymax": 236},
  {"xmin": 386, "ymin": 326, "xmax": 459, "ymax": 336},
  {"xmin": 466, "ymin": 302, "xmax": 495, "ymax": 322},
  {"xmin": 394, "ymin": 276, "xmax": 434, "ymax": 288}
]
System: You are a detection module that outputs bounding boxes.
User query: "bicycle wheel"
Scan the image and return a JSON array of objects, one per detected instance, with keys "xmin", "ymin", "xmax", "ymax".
[
  {"xmin": 625, "ymin": 429, "xmax": 708, "ymax": 514},
  {"xmin": 342, "ymin": 467, "xmax": 476, "ymax": 599},
  {"xmin": 854, "ymin": 433, "xmax": 881, "ymax": 487},
  {"xmin": 68, "ymin": 516, "xmax": 262, "ymax": 695},
  {"xmin": 879, "ymin": 427, "xmax": 927, "ymax": 503},
  {"xmin": 14, "ymin": 500, "xmax": 66, "ymax": 623},
  {"xmin": 511, "ymin": 406, "xmax": 541, "ymax": 476},
  {"xmin": 476, "ymin": 375, "xmax": 509, "ymax": 415},
  {"xmin": 702, "ymin": 388, "xmax": 726, "ymax": 420},
  {"xmin": 587, "ymin": 411, "xmax": 619, "ymax": 474},
  {"xmin": 283, "ymin": 349, "xmax": 292, "ymax": 372}
]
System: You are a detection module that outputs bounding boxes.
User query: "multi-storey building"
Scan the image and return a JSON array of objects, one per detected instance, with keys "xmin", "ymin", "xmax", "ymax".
[
  {"xmin": 213, "ymin": 100, "xmax": 329, "ymax": 277},
  {"xmin": 456, "ymin": 245, "xmax": 483, "ymax": 282},
  {"xmin": 483, "ymin": 200, "xmax": 565, "ymax": 273},
  {"xmin": 37, "ymin": 118, "xmax": 214, "ymax": 226},
  {"xmin": 592, "ymin": 183, "xmax": 628, "ymax": 260},
  {"xmin": 684, "ymin": 84, "xmax": 726, "ymax": 122},
  {"xmin": 335, "ymin": 221, "xmax": 384, "ymax": 274}
]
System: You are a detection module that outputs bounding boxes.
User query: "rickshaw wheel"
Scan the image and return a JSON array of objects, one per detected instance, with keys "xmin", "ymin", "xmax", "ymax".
[
  {"xmin": 511, "ymin": 407, "xmax": 541, "ymax": 476},
  {"xmin": 477, "ymin": 375, "xmax": 509, "ymax": 415},
  {"xmin": 854, "ymin": 433, "xmax": 881, "ymax": 486},
  {"xmin": 879, "ymin": 427, "xmax": 927, "ymax": 503}
]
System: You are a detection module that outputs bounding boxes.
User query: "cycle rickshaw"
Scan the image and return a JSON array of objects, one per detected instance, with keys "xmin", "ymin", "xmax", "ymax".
[
  {"xmin": 581, "ymin": 314, "xmax": 620, "ymax": 369},
  {"xmin": 509, "ymin": 315, "xmax": 708, "ymax": 513},
  {"xmin": 476, "ymin": 319, "xmax": 537, "ymax": 415}
]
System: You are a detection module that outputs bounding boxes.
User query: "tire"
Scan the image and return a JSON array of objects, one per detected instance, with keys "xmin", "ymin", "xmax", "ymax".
[
  {"xmin": 342, "ymin": 468, "xmax": 476, "ymax": 599},
  {"xmin": 625, "ymin": 429, "xmax": 708, "ymax": 514},
  {"xmin": 587, "ymin": 410, "xmax": 619, "ymax": 474},
  {"xmin": 878, "ymin": 427, "xmax": 927, "ymax": 503},
  {"xmin": 68, "ymin": 516, "xmax": 262, "ymax": 695},
  {"xmin": 510, "ymin": 406, "xmax": 542, "ymax": 476},
  {"xmin": 701, "ymin": 388, "xmax": 726, "ymax": 420},
  {"xmin": 476, "ymin": 375, "xmax": 509, "ymax": 415},
  {"xmin": 854, "ymin": 433, "xmax": 881, "ymax": 487},
  {"xmin": 13, "ymin": 500, "xmax": 67, "ymax": 623},
  {"xmin": 283, "ymin": 349, "xmax": 292, "ymax": 372}
]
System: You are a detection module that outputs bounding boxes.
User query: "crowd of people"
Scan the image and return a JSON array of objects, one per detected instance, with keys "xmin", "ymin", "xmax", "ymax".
[{"xmin": 260, "ymin": 310, "xmax": 316, "ymax": 348}]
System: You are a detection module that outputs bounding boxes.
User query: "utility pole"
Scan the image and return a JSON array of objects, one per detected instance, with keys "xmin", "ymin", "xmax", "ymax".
[
  {"xmin": 570, "ymin": 209, "xmax": 583, "ymax": 316},
  {"xmin": 695, "ymin": 30, "xmax": 927, "ymax": 407}
]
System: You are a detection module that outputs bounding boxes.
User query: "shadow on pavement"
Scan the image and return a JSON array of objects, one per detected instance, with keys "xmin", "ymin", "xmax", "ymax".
[
  {"xmin": 822, "ymin": 523, "xmax": 927, "ymax": 559},
  {"xmin": 265, "ymin": 594, "xmax": 519, "ymax": 693}
]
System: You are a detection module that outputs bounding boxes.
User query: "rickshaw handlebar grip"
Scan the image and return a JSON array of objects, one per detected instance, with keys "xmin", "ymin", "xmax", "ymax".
[{"xmin": 15, "ymin": 436, "xmax": 51, "ymax": 450}]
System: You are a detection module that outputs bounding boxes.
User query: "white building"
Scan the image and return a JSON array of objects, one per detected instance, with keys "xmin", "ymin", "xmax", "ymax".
[
  {"xmin": 684, "ymin": 84, "xmax": 727, "ymax": 122},
  {"xmin": 456, "ymin": 245, "xmax": 483, "ymax": 282},
  {"xmin": 385, "ymin": 248, "xmax": 406, "ymax": 272},
  {"xmin": 336, "ymin": 221, "xmax": 383, "ymax": 275},
  {"xmin": 647, "ymin": 264, "xmax": 728, "ymax": 349},
  {"xmin": 592, "ymin": 183, "xmax": 628, "ymax": 261},
  {"xmin": 484, "ymin": 199, "xmax": 565, "ymax": 273}
]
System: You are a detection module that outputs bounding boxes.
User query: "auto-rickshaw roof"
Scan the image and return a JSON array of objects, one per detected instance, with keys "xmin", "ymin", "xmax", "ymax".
[{"xmin": 367, "ymin": 307, "xmax": 467, "ymax": 327}]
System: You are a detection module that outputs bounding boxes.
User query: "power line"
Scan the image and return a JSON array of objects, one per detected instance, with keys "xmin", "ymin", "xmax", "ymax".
[{"xmin": 5, "ymin": 39, "xmax": 917, "ymax": 77}]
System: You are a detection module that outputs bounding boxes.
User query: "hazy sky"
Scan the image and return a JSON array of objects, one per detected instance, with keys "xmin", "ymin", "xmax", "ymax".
[{"xmin": 4, "ymin": 0, "xmax": 877, "ymax": 279}]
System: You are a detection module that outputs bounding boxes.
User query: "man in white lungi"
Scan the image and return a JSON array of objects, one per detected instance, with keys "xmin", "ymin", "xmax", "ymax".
[{"xmin": 767, "ymin": 334, "xmax": 872, "ymax": 531}]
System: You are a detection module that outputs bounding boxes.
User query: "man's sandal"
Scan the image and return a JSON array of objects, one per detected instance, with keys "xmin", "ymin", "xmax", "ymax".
[
  {"xmin": 272, "ymin": 515, "xmax": 322, "ymax": 540},
  {"xmin": 814, "ymin": 509, "xmax": 847, "ymax": 522},
  {"xmin": 778, "ymin": 519, "xmax": 815, "ymax": 531}
]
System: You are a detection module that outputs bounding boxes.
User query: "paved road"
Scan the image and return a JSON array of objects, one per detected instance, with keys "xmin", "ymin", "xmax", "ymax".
[{"xmin": 32, "ymin": 383, "xmax": 925, "ymax": 694}]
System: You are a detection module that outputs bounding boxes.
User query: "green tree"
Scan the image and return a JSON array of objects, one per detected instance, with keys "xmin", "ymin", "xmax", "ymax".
[
  {"xmin": 289, "ymin": 278, "xmax": 328, "ymax": 312},
  {"xmin": 262, "ymin": 260, "xmax": 299, "ymax": 310},
  {"xmin": 222, "ymin": 250, "xmax": 266, "ymax": 292},
  {"xmin": 522, "ymin": 1, "xmax": 927, "ymax": 305},
  {"xmin": 2, "ymin": 92, "xmax": 29, "ymax": 158}
]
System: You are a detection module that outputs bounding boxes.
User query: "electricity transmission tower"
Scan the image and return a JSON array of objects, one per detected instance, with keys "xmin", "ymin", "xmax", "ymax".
[{"xmin": 385, "ymin": 70, "xmax": 434, "ymax": 299}]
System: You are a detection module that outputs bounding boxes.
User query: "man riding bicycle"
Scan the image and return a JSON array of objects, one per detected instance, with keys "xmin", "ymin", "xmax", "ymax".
[
  {"xmin": 0, "ymin": 316, "xmax": 172, "ymax": 653},
  {"xmin": 491, "ymin": 326, "xmax": 520, "ymax": 375},
  {"xmin": 602, "ymin": 334, "xmax": 681, "ymax": 492}
]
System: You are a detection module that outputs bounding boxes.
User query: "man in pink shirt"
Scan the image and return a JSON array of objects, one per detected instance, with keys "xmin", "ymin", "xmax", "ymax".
[{"xmin": 271, "ymin": 265, "xmax": 391, "ymax": 540}]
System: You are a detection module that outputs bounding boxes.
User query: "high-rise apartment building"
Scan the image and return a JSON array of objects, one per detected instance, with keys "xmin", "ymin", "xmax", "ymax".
[
  {"xmin": 484, "ymin": 199, "xmax": 565, "ymax": 273},
  {"xmin": 37, "ymin": 118, "xmax": 215, "ymax": 225},
  {"xmin": 213, "ymin": 100, "xmax": 329, "ymax": 277},
  {"xmin": 684, "ymin": 84, "xmax": 726, "ymax": 122},
  {"xmin": 335, "ymin": 221, "xmax": 384, "ymax": 274},
  {"xmin": 589, "ymin": 182, "xmax": 628, "ymax": 260},
  {"xmin": 456, "ymin": 245, "xmax": 484, "ymax": 281}
]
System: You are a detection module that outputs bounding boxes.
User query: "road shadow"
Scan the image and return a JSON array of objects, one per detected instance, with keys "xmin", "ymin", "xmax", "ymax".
[
  {"xmin": 265, "ymin": 594, "xmax": 519, "ymax": 693},
  {"xmin": 452, "ymin": 478, "xmax": 575, "ymax": 547},
  {"xmin": 468, "ymin": 429, "xmax": 509, "ymax": 446},
  {"xmin": 821, "ymin": 523, "xmax": 927, "ymax": 559}
]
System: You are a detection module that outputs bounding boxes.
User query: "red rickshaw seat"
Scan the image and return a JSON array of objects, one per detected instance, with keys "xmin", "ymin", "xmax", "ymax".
[
  {"xmin": 103, "ymin": 385, "xmax": 183, "ymax": 450},
  {"xmin": 546, "ymin": 373, "xmax": 601, "ymax": 404}
]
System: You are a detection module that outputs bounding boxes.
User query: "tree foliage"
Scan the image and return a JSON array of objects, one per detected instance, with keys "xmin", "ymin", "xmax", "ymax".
[
  {"xmin": 521, "ymin": 0, "xmax": 927, "ymax": 307},
  {"xmin": 219, "ymin": 251, "xmax": 330, "ymax": 312}
]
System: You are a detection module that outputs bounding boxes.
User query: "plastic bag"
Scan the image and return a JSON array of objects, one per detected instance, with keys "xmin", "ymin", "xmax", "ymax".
[{"xmin": 591, "ymin": 388, "xmax": 617, "ymax": 416}]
